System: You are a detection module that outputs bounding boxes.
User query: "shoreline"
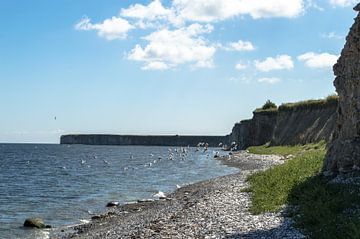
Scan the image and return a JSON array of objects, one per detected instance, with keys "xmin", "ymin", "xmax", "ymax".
[{"xmin": 53, "ymin": 152, "xmax": 305, "ymax": 239}]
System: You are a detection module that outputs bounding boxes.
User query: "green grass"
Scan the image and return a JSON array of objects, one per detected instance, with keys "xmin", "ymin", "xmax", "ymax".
[
  {"xmin": 278, "ymin": 94, "xmax": 338, "ymax": 111},
  {"xmin": 253, "ymin": 107, "xmax": 278, "ymax": 114},
  {"xmin": 247, "ymin": 141, "xmax": 326, "ymax": 156},
  {"xmin": 246, "ymin": 142, "xmax": 360, "ymax": 238}
]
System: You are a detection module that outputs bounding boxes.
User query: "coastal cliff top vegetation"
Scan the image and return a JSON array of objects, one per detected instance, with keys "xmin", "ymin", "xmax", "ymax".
[
  {"xmin": 253, "ymin": 94, "xmax": 338, "ymax": 114},
  {"xmin": 278, "ymin": 94, "xmax": 338, "ymax": 111},
  {"xmin": 254, "ymin": 100, "xmax": 278, "ymax": 113}
]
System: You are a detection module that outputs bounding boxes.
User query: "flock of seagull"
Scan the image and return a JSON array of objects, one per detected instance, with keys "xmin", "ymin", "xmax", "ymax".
[{"xmin": 69, "ymin": 144, "xmax": 221, "ymax": 172}]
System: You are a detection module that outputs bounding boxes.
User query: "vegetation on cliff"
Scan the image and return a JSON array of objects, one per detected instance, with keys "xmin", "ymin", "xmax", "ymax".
[
  {"xmin": 254, "ymin": 100, "xmax": 278, "ymax": 113},
  {"xmin": 278, "ymin": 94, "xmax": 338, "ymax": 111},
  {"xmin": 246, "ymin": 142, "xmax": 360, "ymax": 238}
]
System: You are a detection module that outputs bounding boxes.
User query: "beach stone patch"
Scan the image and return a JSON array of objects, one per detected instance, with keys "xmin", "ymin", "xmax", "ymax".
[{"xmin": 58, "ymin": 151, "xmax": 305, "ymax": 239}]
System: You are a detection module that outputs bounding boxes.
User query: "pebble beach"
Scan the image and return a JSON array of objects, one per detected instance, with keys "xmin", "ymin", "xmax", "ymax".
[{"xmin": 54, "ymin": 152, "xmax": 306, "ymax": 239}]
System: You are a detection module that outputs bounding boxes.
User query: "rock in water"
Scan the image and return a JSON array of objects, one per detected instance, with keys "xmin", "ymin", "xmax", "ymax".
[
  {"xmin": 106, "ymin": 201, "xmax": 119, "ymax": 207},
  {"xmin": 23, "ymin": 218, "xmax": 49, "ymax": 229},
  {"xmin": 325, "ymin": 4, "xmax": 360, "ymax": 175}
]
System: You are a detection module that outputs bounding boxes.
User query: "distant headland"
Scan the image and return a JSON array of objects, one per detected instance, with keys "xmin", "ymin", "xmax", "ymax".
[{"xmin": 60, "ymin": 134, "xmax": 229, "ymax": 147}]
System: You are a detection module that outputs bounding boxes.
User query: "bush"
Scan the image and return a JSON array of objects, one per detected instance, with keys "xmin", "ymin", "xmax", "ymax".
[{"xmin": 262, "ymin": 100, "xmax": 277, "ymax": 110}]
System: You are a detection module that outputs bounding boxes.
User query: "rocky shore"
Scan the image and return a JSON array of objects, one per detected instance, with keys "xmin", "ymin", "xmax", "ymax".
[{"xmin": 54, "ymin": 152, "xmax": 305, "ymax": 239}]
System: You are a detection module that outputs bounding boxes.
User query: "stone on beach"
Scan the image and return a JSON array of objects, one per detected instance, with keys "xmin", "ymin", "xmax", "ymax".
[
  {"xmin": 23, "ymin": 218, "xmax": 51, "ymax": 229},
  {"xmin": 106, "ymin": 201, "xmax": 120, "ymax": 207}
]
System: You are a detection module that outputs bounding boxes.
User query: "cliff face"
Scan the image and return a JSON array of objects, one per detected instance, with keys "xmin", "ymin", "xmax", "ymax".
[
  {"xmin": 231, "ymin": 110, "xmax": 278, "ymax": 149},
  {"xmin": 271, "ymin": 103, "xmax": 337, "ymax": 146},
  {"xmin": 252, "ymin": 111, "xmax": 278, "ymax": 146},
  {"xmin": 231, "ymin": 102, "xmax": 337, "ymax": 150},
  {"xmin": 231, "ymin": 119, "xmax": 253, "ymax": 149},
  {"xmin": 60, "ymin": 134, "xmax": 229, "ymax": 147},
  {"xmin": 325, "ymin": 5, "xmax": 360, "ymax": 174}
]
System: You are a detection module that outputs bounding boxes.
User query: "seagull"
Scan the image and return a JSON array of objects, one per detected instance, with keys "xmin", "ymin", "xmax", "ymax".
[{"xmin": 153, "ymin": 191, "xmax": 166, "ymax": 198}]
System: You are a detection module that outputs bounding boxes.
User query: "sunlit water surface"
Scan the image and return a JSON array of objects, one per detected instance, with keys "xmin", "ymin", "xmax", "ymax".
[{"xmin": 0, "ymin": 144, "xmax": 238, "ymax": 239}]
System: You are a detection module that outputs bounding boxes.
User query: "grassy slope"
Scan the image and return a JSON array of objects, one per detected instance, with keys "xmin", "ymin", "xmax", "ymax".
[{"xmin": 246, "ymin": 142, "xmax": 360, "ymax": 239}]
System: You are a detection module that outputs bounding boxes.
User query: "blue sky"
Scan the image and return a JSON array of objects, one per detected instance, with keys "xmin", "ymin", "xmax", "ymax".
[{"xmin": 0, "ymin": 0, "xmax": 357, "ymax": 143}]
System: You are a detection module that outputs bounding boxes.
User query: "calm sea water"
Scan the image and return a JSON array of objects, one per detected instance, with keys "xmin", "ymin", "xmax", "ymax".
[{"xmin": 0, "ymin": 144, "xmax": 238, "ymax": 239}]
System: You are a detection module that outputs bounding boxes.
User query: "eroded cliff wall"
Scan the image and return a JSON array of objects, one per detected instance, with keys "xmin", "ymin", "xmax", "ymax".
[
  {"xmin": 230, "ymin": 110, "xmax": 278, "ymax": 149},
  {"xmin": 271, "ymin": 103, "xmax": 337, "ymax": 146},
  {"xmin": 231, "ymin": 101, "xmax": 337, "ymax": 150},
  {"xmin": 325, "ymin": 5, "xmax": 360, "ymax": 174}
]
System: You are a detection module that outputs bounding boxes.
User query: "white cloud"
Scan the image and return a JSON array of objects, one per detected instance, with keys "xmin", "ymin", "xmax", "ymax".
[
  {"xmin": 121, "ymin": 0, "xmax": 171, "ymax": 20},
  {"xmin": 321, "ymin": 31, "xmax": 344, "ymax": 39},
  {"xmin": 75, "ymin": 16, "xmax": 134, "ymax": 40},
  {"xmin": 255, "ymin": 55, "xmax": 294, "ymax": 72},
  {"xmin": 128, "ymin": 24, "xmax": 216, "ymax": 70},
  {"xmin": 141, "ymin": 61, "xmax": 169, "ymax": 70},
  {"xmin": 235, "ymin": 62, "xmax": 247, "ymax": 70},
  {"xmin": 120, "ymin": 0, "xmax": 173, "ymax": 28},
  {"xmin": 258, "ymin": 77, "xmax": 281, "ymax": 84},
  {"xmin": 329, "ymin": 0, "xmax": 357, "ymax": 7},
  {"xmin": 227, "ymin": 40, "xmax": 255, "ymax": 51},
  {"xmin": 172, "ymin": 0, "xmax": 304, "ymax": 22},
  {"xmin": 298, "ymin": 52, "xmax": 338, "ymax": 68}
]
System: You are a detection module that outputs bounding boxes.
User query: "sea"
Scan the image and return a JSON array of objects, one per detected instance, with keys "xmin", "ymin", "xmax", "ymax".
[{"xmin": 0, "ymin": 144, "xmax": 238, "ymax": 239}]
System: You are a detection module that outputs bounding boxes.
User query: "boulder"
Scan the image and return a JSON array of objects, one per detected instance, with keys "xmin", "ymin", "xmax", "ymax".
[
  {"xmin": 23, "ymin": 218, "xmax": 51, "ymax": 229},
  {"xmin": 106, "ymin": 201, "xmax": 119, "ymax": 207}
]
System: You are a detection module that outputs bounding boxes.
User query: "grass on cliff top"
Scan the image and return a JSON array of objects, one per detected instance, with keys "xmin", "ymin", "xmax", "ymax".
[
  {"xmin": 246, "ymin": 142, "xmax": 360, "ymax": 239},
  {"xmin": 253, "ymin": 107, "xmax": 278, "ymax": 113},
  {"xmin": 278, "ymin": 94, "xmax": 338, "ymax": 111},
  {"xmin": 252, "ymin": 94, "xmax": 338, "ymax": 113}
]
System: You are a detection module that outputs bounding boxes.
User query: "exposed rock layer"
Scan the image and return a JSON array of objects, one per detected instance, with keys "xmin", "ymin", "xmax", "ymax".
[
  {"xmin": 325, "ymin": 5, "xmax": 360, "ymax": 174},
  {"xmin": 231, "ymin": 102, "xmax": 337, "ymax": 150},
  {"xmin": 271, "ymin": 103, "xmax": 337, "ymax": 146},
  {"xmin": 231, "ymin": 111, "xmax": 278, "ymax": 149}
]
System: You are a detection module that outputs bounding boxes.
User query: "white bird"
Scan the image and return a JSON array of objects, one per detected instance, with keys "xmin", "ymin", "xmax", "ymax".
[{"xmin": 153, "ymin": 191, "xmax": 166, "ymax": 198}]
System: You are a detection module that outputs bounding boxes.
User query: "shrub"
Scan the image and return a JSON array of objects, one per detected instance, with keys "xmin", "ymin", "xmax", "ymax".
[{"xmin": 262, "ymin": 100, "xmax": 277, "ymax": 110}]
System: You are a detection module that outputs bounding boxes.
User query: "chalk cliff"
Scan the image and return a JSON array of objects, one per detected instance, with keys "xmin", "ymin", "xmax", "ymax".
[{"xmin": 325, "ymin": 4, "xmax": 360, "ymax": 174}]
